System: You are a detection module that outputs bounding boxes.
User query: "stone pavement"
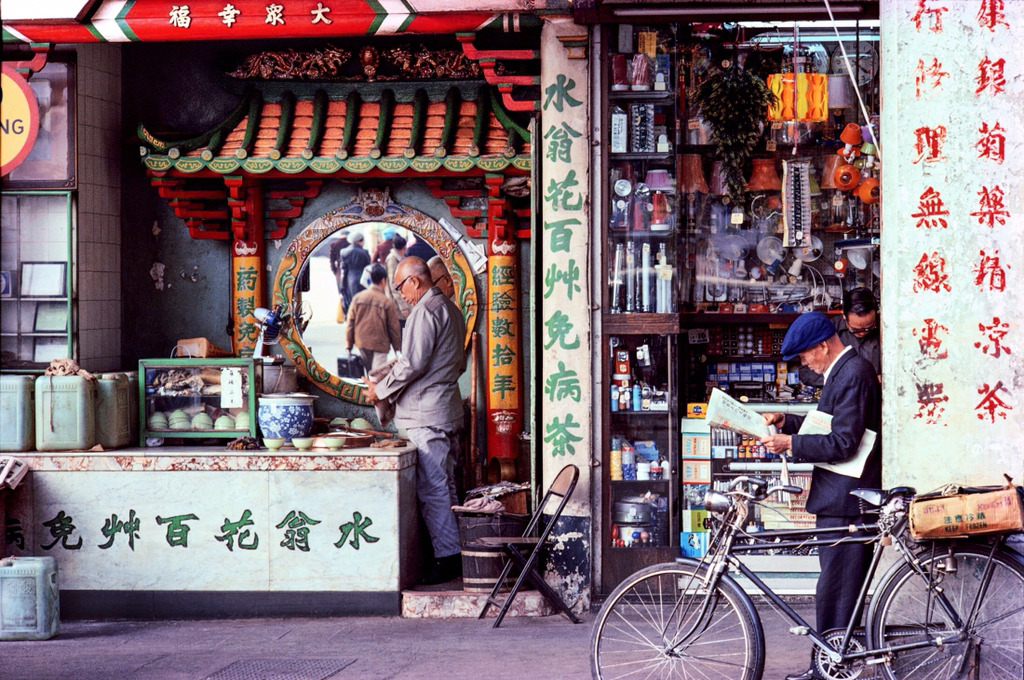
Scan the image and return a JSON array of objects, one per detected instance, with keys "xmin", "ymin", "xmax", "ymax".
[{"xmin": 0, "ymin": 599, "xmax": 817, "ymax": 680}]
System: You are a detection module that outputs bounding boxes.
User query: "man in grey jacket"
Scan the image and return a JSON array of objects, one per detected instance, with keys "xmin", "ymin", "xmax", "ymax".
[{"xmin": 365, "ymin": 256, "xmax": 466, "ymax": 585}]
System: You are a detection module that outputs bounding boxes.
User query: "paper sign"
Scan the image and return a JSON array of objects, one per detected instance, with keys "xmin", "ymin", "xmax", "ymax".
[{"xmin": 220, "ymin": 368, "xmax": 243, "ymax": 409}]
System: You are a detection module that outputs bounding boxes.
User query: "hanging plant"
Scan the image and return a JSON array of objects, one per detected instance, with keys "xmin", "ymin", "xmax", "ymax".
[{"xmin": 690, "ymin": 60, "xmax": 777, "ymax": 206}]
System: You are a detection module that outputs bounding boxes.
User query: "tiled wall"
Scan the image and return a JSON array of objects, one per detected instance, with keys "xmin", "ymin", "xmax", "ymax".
[{"xmin": 75, "ymin": 44, "xmax": 122, "ymax": 372}]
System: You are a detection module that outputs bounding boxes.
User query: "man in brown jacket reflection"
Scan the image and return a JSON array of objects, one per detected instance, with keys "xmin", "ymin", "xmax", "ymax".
[{"xmin": 345, "ymin": 264, "xmax": 402, "ymax": 372}]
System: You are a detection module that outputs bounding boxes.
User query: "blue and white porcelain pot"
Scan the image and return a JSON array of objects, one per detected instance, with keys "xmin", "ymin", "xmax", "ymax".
[{"xmin": 257, "ymin": 393, "xmax": 317, "ymax": 441}]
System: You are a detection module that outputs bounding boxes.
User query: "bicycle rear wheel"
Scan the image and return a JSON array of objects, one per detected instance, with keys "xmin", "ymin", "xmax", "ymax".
[
  {"xmin": 869, "ymin": 543, "xmax": 1024, "ymax": 680},
  {"xmin": 591, "ymin": 561, "xmax": 764, "ymax": 680}
]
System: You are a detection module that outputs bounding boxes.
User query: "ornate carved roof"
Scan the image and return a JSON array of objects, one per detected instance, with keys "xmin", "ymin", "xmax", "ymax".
[{"xmin": 139, "ymin": 84, "xmax": 531, "ymax": 177}]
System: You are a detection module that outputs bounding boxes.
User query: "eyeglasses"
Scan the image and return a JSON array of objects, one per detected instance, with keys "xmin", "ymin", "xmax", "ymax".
[
  {"xmin": 849, "ymin": 323, "xmax": 878, "ymax": 335},
  {"xmin": 394, "ymin": 275, "xmax": 414, "ymax": 293},
  {"xmin": 434, "ymin": 273, "xmax": 452, "ymax": 285}
]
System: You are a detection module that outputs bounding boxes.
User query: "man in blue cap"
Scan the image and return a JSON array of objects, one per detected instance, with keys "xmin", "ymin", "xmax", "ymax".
[{"xmin": 760, "ymin": 312, "xmax": 882, "ymax": 680}]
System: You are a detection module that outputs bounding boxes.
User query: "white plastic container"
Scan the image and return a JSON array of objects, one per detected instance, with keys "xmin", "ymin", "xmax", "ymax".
[
  {"xmin": 35, "ymin": 375, "xmax": 97, "ymax": 451},
  {"xmin": 96, "ymin": 373, "xmax": 131, "ymax": 449},
  {"xmin": 0, "ymin": 556, "xmax": 60, "ymax": 640},
  {"xmin": 0, "ymin": 374, "xmax": 35, "ymax": 452}
]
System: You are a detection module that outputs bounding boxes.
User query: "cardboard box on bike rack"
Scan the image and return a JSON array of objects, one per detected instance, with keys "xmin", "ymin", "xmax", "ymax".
[{"xmin": 909, "ymin": 485, "xmax": 1024, "ymax": 539}]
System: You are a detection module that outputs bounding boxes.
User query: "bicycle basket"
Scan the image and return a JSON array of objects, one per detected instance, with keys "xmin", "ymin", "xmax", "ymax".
[{"xmin": 909, "ymin": 482, "xmax": 1024, "ymax": 540}]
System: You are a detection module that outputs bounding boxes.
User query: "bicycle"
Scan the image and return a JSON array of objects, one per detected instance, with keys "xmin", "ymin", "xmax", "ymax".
[{"xmin": 590, "ymin": 475, "xmax": 1024, "ymax": 680}]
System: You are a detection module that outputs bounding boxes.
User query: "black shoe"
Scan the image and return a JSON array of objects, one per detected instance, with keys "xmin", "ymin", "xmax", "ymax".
[
  {"xmin": 785, "ymin": 669, "xmax": 821, "ymax": 680},
  {"xmin": 420, "ymin": 553, "xmax": 462, "ymax": 585}
]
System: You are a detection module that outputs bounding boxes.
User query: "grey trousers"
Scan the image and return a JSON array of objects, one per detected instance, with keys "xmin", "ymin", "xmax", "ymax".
[
  {"xmin": 358, "ymin": 348, "xmax": 392, "ymax": 373},
  {"xmin": 407, "ymin": 423, "xmax": 462, "ymax": 558}
]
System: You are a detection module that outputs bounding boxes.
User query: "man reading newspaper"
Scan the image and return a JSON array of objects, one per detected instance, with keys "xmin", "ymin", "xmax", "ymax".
[{"xmin": 758, "ymin": 312, "xmax": 882, "ymax": 680}]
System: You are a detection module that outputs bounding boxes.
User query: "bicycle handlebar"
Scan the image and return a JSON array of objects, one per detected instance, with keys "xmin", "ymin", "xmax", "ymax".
[{"xmin": 727, "ymin": 476, "xmax": 802, "ymax": 500}]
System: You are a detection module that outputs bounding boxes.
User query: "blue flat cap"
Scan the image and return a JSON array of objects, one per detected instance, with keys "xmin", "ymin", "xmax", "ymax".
[
  {"xmin": 383, "ymin": 227, "xmax": 396, "ymax": 240},
  {"xmin": 781, "ymin": 312, "xmax": 836, "ymax": 360}
]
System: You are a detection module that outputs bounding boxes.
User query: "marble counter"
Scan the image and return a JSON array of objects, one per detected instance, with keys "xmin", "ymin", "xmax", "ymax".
[{"xmin": 3, "ymin": 445, "xmax": 422, "ymax": 617}]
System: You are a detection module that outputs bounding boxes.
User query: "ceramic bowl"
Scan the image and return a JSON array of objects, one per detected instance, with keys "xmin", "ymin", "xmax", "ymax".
[
  {"xmin": 291, "ymin": 437, "xmax": 315, "ymax": 451},
  {"xmin": 214, "ymin": 415, "xmax": 236, "ymax": 430},
  {"xmin": 257, "ymin": 393, "xmax": 316, "ymax": 439},
  {"xmin": 264, "ymin": 437, "xmax": 285, "ymax": 450},
  {"xmin": 323, "ymin": 437, "xmax": 345, "ymax": 451}
]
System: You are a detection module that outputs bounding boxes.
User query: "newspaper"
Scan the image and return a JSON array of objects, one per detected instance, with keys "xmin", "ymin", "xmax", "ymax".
[
  {"xmin": 706, "ymin": 388, "xmax": 771, "ymax": 439},
  {"xmin": 797, "ymin": 409, "xmax": 877, "ymax": 478}
]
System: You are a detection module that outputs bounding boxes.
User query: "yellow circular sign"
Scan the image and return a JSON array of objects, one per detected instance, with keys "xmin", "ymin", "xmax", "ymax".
[{"xmin": 1, "ymin": 65, "xmax": 40, "ymax": 176}]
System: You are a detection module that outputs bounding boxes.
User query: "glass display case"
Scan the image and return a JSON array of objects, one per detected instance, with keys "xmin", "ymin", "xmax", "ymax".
[
  {"xmin": 139, "ymin": 358, "xmax": 260, "ymax": 444},
  {"xmin": 600, "ymin": 24, "xmax": 684, "ymax": 592},
  {"xmin": 598, "ymin": 19, "xmax": 882, "ymax": 592}
]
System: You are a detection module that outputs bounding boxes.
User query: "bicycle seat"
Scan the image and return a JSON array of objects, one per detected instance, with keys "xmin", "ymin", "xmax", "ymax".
[
  {"xmin": 851, "ymin": 489, "xmax": 886, "ymax": 507},
  {"xmin": 851, "ymin": 487, "xmax": 917, "ymax": 507}
]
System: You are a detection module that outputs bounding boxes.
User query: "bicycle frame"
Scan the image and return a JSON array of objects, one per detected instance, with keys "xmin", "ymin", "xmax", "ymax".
[{"xmin": 693, "ymin": 496, "xmax": 1009, "ymax": 670}]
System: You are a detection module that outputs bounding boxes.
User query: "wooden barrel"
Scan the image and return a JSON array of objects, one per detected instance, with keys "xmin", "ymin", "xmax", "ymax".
[{"xmin": 461, "ymin": 541, "xmax": 520, "ymax": 593}]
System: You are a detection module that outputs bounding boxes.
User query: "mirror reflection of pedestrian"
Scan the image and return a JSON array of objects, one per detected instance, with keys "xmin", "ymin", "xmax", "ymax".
[
  {"xmin": 384, "ymin": 234, "xmax": 412, "ymax": 323},
  {"xmin": 373, "ymin": 226, "xmax": 396, "ymax": 264},
  {"xmin": 427, "ymin": 256, "xmax": 455, "ymax": 300},
  {"xmin": 345, "ymin": 264, "xmax": 402, "ymax": 373},
  {"xmin": 340, "ymin": 232, "xmax": 370, "ymax": 310},
  {"xmin": 328, "ymin": 233, "xmax": 349, "ymax": 295},
  {"xmin": 365, "ymin": 257, "xmax": 466, "ymax": 585}
]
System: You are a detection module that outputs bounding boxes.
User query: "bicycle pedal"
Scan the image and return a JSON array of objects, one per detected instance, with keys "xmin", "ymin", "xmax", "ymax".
[{"xmin": 789, "ymin": 626, "xmax": 810, "ymax": 636}]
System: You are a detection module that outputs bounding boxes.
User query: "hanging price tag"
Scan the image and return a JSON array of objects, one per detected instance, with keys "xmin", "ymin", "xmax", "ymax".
[{"xmin": 221, "ymin": 368, "xmax": 243, "ymax": 409}]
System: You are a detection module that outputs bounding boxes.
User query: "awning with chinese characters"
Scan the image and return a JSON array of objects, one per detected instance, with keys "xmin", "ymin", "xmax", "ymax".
[{"xmin": 1, "ymin": 0, "xmax": 543, "ymax": 43}]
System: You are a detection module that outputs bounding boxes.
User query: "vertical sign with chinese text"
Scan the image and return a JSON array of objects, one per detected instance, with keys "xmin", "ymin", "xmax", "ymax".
[
  {"xmin": 540, "ymin": 20, "xmax": 592, "ymax": 517},
  {"xmin": 881, "ymin": 0, "xmax": 1022, "ymax": 489},
  {"xmin": 233, "ymin": 255, "xmax": 262, "ymax": 356}
]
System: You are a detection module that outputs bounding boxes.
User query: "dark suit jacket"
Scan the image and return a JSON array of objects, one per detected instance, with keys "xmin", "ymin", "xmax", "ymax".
[{"xmin": 782, "ymin": 349, "xmax": 882, "ymax": 517}]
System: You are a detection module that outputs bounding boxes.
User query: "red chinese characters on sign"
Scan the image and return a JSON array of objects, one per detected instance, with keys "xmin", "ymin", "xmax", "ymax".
[
  {"xmin": 912, "ymin": 126, "xmax": 947, "ymax": 164},
  {"xmin": 975, "ymin": 317, "xmax": 1011, "ymax": 359},
  {"xmin": 910, "ymin": 187, "xmax": 949, "ymax": 228},
  {"xmin": 911, "ymin": 0, "xmax": 948, "ymax": 33},
  {"xmin": 914, "ymin": 382, "xmax": 949, "ymax": 425},
  {"xmin": 978, "ymin": 0, "xmax": 1010, "ymax": 31},
  {"xmin": 976, "ymin": 122, "xmax": 1006, "ymax": 164},
  {"xmin": 915, "ymin": 58, "xmax": 949, "ymax": 98},
  {"xmin": 913, "ymin": 318, "xmax": 949, "ymax": 360},
  {"xmin": 975, "ymin": 381, "xmax": 1012, "ymax": 422},
  {"xmin": 972, "ymin": 249, "xmax": 1008, "ymax": 292},
  {"xmin": 976, "ymin": 57, "xmax": 1006, "ymax": 96},
  {"xmin": 970, "ymin": 185, "xmax": 1010, "ymax": 228},
  {"xmin": 912, "ymin": 252, "xmax": 951, "ymax": 294}
]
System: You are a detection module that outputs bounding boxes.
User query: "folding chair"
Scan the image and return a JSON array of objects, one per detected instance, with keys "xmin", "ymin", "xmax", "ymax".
[{"xmin": 477, "ymin": 464, "xmax": 583, "ymax": 628}]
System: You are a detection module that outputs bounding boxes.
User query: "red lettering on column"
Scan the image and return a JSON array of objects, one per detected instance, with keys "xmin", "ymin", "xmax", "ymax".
[
  {"xmin": 974, "ymin": 317, "xmax": 1011, "ymax": 359},
  {"xmin": 975, "ymin": 381, "xmax": 1012, "ymax": 423},
  {"xmin": 976, "ymin": 122, "xmax": 1006, "ymax": 164},
  {"xmin": 910, "ymin": 187, "xmax": 949, "ymax": 228},
  {"xmin": 912, "ymin": 126, "xmax": 947, "ymax": 164},
  {"xmin": 972, "ymin": 249, "xmax": 1008, "ymax": 292},
  {"xmin": 912, "ymin": 252, "xmax": 951, "ymax": 294},
  {"xmin": 970, "ymin": 186, "xmax": 1009, "ymax": 228},
  {"xmin": 914, "ymin": 382, "xmax": 949, "ymax": 425},
  {"xmin": 913, "ymin": 318, "xmax": 949, "ymax": 359}
]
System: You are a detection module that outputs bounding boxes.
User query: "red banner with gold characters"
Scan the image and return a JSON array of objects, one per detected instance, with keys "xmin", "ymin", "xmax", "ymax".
[
  {"xmin": 486, "ymin": 241, "xmax": 521, "ymax": 461},
  {"xmin": 232, "ymin": 253, "xmax": 263, "ymax": 356}
]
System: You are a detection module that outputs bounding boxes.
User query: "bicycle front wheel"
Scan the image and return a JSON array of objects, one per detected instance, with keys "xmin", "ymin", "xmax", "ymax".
[
  {"xmin": 869, "ymin": 542, "xmax": 1024, "ymax": 680},
  {"xmin": 591, "ymin": 561, "xmax": 764, "ymax": 680}
]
